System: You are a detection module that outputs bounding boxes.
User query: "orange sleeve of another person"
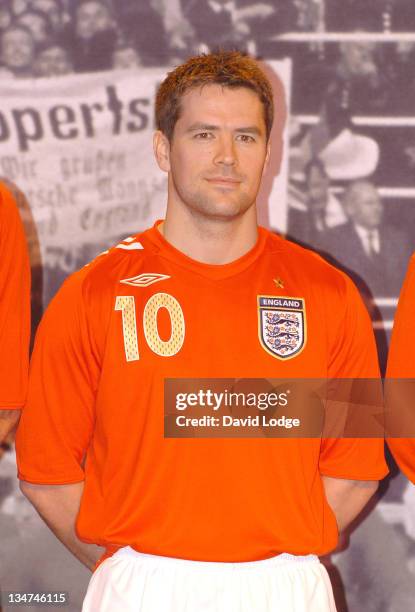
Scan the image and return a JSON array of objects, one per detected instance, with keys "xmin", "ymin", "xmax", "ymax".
[
  {"xmin": 0, "ymin": 183, "xmax": 30, "ymax": 410},
  {"xmin": 386, "ymin": 254, "xmax": 415, "ymax": 482},
  {"xmin": 319, "ymin": 275, "xmax": 388, "ymax": 481}
]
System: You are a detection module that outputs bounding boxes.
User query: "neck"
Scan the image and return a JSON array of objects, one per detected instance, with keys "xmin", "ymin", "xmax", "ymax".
[{"xmin": 160, "ymin": 204, "xmax": 258, "ymax": 265}]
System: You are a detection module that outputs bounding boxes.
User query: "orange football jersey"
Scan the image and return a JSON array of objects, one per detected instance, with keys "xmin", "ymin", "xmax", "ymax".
[
  {"xmin": 16, "ymin": 222, "xmax": 387, "ymax": 562},
  {"xmin": 386, "ymin": 253, "xmax": 415, "ymax": 481},
  {"xmin": 0, "ymin": 182, "xmax": 30, "ymax": 410}
]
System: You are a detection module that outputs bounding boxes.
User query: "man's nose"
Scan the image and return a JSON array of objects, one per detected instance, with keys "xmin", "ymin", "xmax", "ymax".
[{"xmin": 214, "ymin": 134, "xmax": 237, "ymax": 166}]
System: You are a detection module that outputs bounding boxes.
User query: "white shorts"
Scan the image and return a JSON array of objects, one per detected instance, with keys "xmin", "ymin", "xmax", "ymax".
[{"xmin": 82, "ymin": 546, "xmax": 337, "ymax": 612}]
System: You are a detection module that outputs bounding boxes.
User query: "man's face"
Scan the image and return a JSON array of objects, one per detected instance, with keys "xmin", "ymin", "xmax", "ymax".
[
  {"xmin": 1, "ymin": 28, "xmax": 34, "ymax": 69},
  {"xmin": 17, "ymin": 12, "xmax": 49, "ymax": 43},
  {"xmin": 156, "ymin": 85, "xmax": 270, "ymax": 221},
  {"xmin": 345, "ymin": 182, "xmax": 383, "ymax": 229},
  {"xmin": 10, "ymin": 0, "xmax": 29, "ymax": 16},
  {"xmin": 340, "ymin": 41, "xmax": 377, "ymax": 77},
  {"xmin": 76, "ymin": 1, "xmax": 112, "ymax": 40},
  {"xmin": 34, "ymin": 45, "xmax": 72, "ymax": 76},
  {"xmin": 31, "ymin": 0, "xmax": 61, "ymax": 31},
  {"xmin": 112, "ymin": 47, "xmax": 141, "ymax": 70},
  {"xmin": 307, "ymin": 165, "xmax": 329, "ymax": 212}
]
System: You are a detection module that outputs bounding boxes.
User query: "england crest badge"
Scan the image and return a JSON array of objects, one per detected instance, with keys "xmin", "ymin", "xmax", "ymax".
[{"xmin": 258, "ymin": 296, "xmax": 306, "ymax": 360}]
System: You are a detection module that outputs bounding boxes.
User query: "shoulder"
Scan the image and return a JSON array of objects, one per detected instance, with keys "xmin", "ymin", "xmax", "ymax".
[
  {"xmin": 0, "ymin": 181, "xmax": 19, "ymax": 222},
  {"xmin": 267, "ymin": 229, "xmax": 355, "ymax": 295},
  {"xmin": 38, "ymin": 237, "xmax": 148, "ymax": 345},
  {"xmin": 52, "ymin": 231, "xmax": 157, "ymax": 313},
  {"xmin": 0, "ymin": 182, "xmax": 29, "ymax": 258},
  {"xmin": 82, "ymin": 230, "xmax": 155, "ymax": 285}
]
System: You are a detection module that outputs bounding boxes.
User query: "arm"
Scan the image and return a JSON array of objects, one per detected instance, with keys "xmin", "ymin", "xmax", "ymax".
[
  {"xmin": 320, "ymin": 277, "xmax": 388, "ymax": 527},
  {"xmin": 322, "ymin": 475, "xmax": 378, "ymax": 531},
  {"xmin": 19, "ymin": 480, "xmax": 104, "ymax": 570},
  {"xmin": 16, "ymin": 271, "xmax": 102, "ymax": 564},
  {"xmin": 0, "ymin": 409, "xmax": 21, "ymax": 444},
  {"xmin": 0, "ymin": 186, "xmax": 30, "ymax": 431},
  {"xmin": 386, "ymin": 254, "xmax": 415, "ymax": 482}
]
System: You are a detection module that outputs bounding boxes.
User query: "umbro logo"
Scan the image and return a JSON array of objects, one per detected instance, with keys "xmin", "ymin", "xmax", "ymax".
[{"xmin": 120, "ymin": 273, "xmax": 171, "ymax": 287}]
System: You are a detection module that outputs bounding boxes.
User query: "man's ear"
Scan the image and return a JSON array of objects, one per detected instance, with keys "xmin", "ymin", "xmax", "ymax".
[
  {"xmin": 153, "ymin": 130, "xmax": 171, "ymax": 172},
  {"xmin": 264, "ymin": 140, "xmax": 272, "ymax": 172},
  {"xmin": 263, "ymin": 138, "xmax": 283, "ymax": 178}
]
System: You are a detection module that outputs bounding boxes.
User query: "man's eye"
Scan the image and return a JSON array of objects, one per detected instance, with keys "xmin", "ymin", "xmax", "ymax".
[
  {"xmin": 237, "ymin": 134, "xmax": 255, "ymax": 143},
  {"xmin": 194, "ymin": 132, "xmax": 213, "ymax": 139}
]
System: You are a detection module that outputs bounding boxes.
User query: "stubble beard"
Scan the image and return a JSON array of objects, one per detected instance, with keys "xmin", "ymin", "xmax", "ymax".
[{"xmin": 172, "ymin": 178, "xmax": 256, "ymax": 222}]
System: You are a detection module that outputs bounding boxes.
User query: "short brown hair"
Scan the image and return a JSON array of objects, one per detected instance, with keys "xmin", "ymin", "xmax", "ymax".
[{"xmin": 155, "ymin": 51, "xmax": 278, "ymax": 142}]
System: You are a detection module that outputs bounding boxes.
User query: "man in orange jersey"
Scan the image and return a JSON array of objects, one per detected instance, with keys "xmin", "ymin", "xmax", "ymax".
[
  {"xmin": 17, "ymin": 52, "xmax": 387, "ymax": 611},
  {"xmin": 0, "ymin": 182, "xmax": 30, "ymax": 445},
  {"xmin": 386, "ymin": 254, "xmax": 415, "ymax": 480}
]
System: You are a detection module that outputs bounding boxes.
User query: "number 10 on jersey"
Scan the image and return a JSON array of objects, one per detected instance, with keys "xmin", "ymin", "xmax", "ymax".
[{"xmin": 115, "ymin": 293, "xmax": 185, "ymax": 361}]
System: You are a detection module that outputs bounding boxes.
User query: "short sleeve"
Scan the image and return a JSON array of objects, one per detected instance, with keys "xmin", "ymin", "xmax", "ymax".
[
  {"xmin": 385, "ymin": 254, "xmax": 415, "ymax": 482},
  {"xmin": 0, "ymin": 184, "xmax": 30, "ymax": 409},
  {"xmin": 16, "ymin": 271, "xmax": 100, "ymax": 484},
  {"xmin": 319, "ymin": 275, "xmax": 388, "ymax": 480}
]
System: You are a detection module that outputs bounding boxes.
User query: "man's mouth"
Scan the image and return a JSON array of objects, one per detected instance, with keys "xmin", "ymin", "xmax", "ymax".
[{"xmin": 206, "ymin": 177, "xmax": 241, "ymax": 187}]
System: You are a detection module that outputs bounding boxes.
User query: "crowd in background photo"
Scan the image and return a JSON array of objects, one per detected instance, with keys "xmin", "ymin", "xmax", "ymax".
[
  {"xmin": 0, "ymin": 0, "xmax": 322, "ymax": 78},
  {"xmin": 1, "ymin": 1, "xmax": 415, "ymax": 77}
]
